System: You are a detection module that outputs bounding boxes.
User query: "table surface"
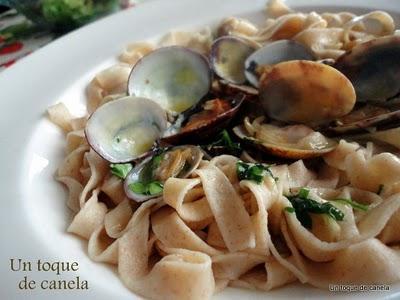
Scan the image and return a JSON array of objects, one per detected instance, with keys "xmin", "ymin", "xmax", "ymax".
[{"xmin": 0, "ymin": 1, "xmax": 145, "ymax": 72}]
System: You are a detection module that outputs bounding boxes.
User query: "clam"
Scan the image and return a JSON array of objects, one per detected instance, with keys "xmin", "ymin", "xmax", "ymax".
[
  {"xmin": 162, "ymin": 96, "xmax": 244, "ymax": 144},
  {"xmin": 244, "ymin": 40, "xmax": 315, "ymax": 87},
  {"xmin": 334, "ymin": 36, "xmax": 400, "ymax": 104},
  {"xmin": 325, "ymin": 105, "xmax": 400, "ymax": 135},
  {"xmin": 233, "ymin": 117, "xmax": 337, "ymax": 159},
  {"xmin": 127, "ymin": 45, "xmax": 247, "ymax": 145},
  {"xmin": 85, "ymin": 96, "xmax": 167, "ymax": 163},
  {"xmin": 124, "ymin": 145, "xmax": 203, "ymax": 202},
  {"xmin": 128, "ymin": 46, "xmax": 211, "ymax": 114},
  {"xmin": 210, "ymin": 36, "xmax": 255, "ymax": 84},
  {"xmin": 211, "ymin": 79, "xmax": 258, "ymax": 101},
  {"xmin": 258, "ymin": 60, "xmax": 356, "ymax": 126}
]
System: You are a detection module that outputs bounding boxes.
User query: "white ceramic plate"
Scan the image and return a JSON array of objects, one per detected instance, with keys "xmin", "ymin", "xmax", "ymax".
[{"xmin": 1, "ymin": 0, "xmax": 400, "ymax": 299}]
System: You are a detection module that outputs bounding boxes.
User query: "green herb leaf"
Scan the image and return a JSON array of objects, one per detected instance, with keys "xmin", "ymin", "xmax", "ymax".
[
  {"xmin": 129, "ymin": 182, "xmax": 146, "ymax": 194},
  {"xmin": 110, "ymin": 163, "xmax": 133, "ymax": 179},
  {"xmin": 129, "ymin": 181, "xmax": 164, "ymax": 196},
  {"xmin": 204, "ymin": 130, "xmax": 242, "ymax": 155},
  {"xmin": 236, "ymin": 161, "xmax": 277, "ymax": 184},
  {"xmin": 41, "ymin": 0, "xmax": 118, "ymax": 27},
  {"xmin": 286, "ymin": 188, "xmax": 345, "ymax": 229},
  {"xmin": 331, "ymin": 198, "xmax": 369, "ymax": 212},
  {"xmin": 284, "ymin": 207, "xmax": 295, "ymax": 213},
  {"xmin": 299, "ymin": 188, "xmax": 310, "ymax": 199},
  {"xmin": 152, "ymin": 154, "xmax": 163, "ymax": 169},
  {"xmin": 148, "ymin": 181, "xmax": 164, "ymax": 195},
  {"xmin": 139, "ymin": 153, "xmax": 164, "ymax": 183},
  {"xmin": 221, "ymin": 130, "xmax": 240, "ymax": 150}
]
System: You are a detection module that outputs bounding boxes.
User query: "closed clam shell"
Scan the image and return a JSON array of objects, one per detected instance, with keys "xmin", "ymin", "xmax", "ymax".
[{"xmin": 259, "ymin": 60, "xmax": 356, "ymax": 125}]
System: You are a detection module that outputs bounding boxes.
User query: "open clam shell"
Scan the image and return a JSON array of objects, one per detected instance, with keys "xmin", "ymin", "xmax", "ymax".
[
  {"xmin": 128, "ymin": 46, "xmax": 212, "ymax": 114},
  {"xmin": 162, "ymin": 95, "xmax": 245, "ymax": 144},
  {"xmin": 334, "ymin": 36, "xmax": 400, "ymax": 104},
  {"xmin": 210, "ymin": 36, "xmax": 255, "ymax": 84},
  {"xmin": 258, "ymin": 60, "xmax": 356, "ymax": 126},
  {"xmin": 233, "ymin": 118, "xmax": 337, "ymax": 159},
  {"xmin": 85, "ymin": 96, "xmax": 167, "ymax": 163},
  {"xmin": 233, "ymin": 117, "xmax": 337, "ymax": 159},
  {"xmin": 325, "ymin": 105, "xmax": 400, "ymax": 135},
  {"xmin": 124, "ymin": 145, "xmax": 203, "ymax": 202},
  {"xmin": 212, "ymin": 79, "xmax": 258, "ymax": 101},
  {"xmin": 244, "ymin": 40, "xmax": 315, "ymax": 87}
]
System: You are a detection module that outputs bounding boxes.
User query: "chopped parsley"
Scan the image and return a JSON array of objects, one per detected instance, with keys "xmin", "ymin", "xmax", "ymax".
[
  {"xmin": 129, "ymin": 181, "xmax": 163, "ymax": 196},
  {"xmin": 110, "ymin": 163, "xmax": 132, "ymax": 179},
  {"xmin": 152, "ymin": 154, "xmax": 162, "ymax": 168},
  {"xmin": 128, "ymin": 151, "xmax": 165, "ymax": 196},
  {"xmin": 236, "ymin": 161, "xmax": 277, "ymax": 184},
  {"xmin": 204, "ymin": 130, "xmax": 242, "ymax": 155},
  {"xmin": 285, "ymin": 188, "xmax": 345, "ymax": 229},
  {"xmin": 331, "ymin": 198, "xmax": 369, "ymax": 212},
  {"xmin": 284, "ymin": 207, "xmax": 295, "ymax": 213}
]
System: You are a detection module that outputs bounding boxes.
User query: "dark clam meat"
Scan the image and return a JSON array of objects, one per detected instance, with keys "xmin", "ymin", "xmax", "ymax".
[{"xmin": 162, "ymin": 96, "xmax": 244, "ymax": 144}]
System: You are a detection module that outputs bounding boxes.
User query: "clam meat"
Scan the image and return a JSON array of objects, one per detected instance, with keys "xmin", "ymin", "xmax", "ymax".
[
  {"xmin": 234, "ymin": 117, "xmax": 337, "ymax": 159},
  {"xmin": 124, "ymin": 145, "xmax": 203, "ymax": 202},
  {"xmin": 162, "ymin": 96, "xmax": 244, "ymax": 144}
]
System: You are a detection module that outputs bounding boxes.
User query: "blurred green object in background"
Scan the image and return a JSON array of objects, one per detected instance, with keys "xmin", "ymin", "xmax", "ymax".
[
  {"xmin": 41, "ymin": 0, "xmax": 119, "ymax": 29},
  {"xmin": 0, "ymin": 0, "xmax": 120, "ymax": 32}
]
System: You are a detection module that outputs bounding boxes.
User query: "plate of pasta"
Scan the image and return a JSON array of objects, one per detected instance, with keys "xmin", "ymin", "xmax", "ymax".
[{"xmin": 1, "ymin": 0, "xmax": 400, "ymax": 299}]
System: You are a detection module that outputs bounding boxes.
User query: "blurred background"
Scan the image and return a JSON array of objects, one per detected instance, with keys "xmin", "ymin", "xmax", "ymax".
[{"xmin": 0, "ymin": 0, "xmax": 146, "ymax": 71}]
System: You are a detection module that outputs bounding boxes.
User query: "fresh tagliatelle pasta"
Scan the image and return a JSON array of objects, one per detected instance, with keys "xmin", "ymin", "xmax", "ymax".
[
  {"xmin": 227, "ymin": 0, "xmax": 396, "ymax": 59},
  {"xmin": 48, "ymin": 1, "xmax": 400, "ymax": 299}
]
